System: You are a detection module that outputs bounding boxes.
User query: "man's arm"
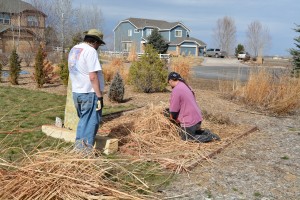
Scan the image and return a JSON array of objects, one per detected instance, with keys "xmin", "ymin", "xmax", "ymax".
[{"xmin": 89, "ymin": 71, "xmax": 102, "ymax": 98}]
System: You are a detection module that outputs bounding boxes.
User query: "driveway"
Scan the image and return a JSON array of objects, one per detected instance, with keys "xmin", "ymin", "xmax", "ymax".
[{"xmin": 192, "ymin": 57, "xmax": 287, "ymax": 81}]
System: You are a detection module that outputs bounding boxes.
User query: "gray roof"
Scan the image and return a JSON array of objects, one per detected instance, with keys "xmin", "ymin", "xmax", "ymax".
[
  {"xmin": 0, "ymin": 0, "xmax": 45, "ymax": 16},
  {"xmin": 124, "ymin": 17, "xmax": 190, "ymax": 31},
  {"xmin": 170, "ymin": 37, "xmax": 207, "ymax": 47}
]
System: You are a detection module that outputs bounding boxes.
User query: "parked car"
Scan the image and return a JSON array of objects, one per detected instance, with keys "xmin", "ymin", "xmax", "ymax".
[
  {"xmin": 204, "ymin": 48, "xmax": 227, "ymax": 58},
  {"xmin": 237, "ymin": 52, "xmax": 250, "ymax": 60}
]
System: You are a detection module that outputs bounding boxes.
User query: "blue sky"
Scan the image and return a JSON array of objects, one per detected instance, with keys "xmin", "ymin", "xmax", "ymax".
[{"xmin": 74, "ymin": 0, "xmax": 300, "ymax": 56}]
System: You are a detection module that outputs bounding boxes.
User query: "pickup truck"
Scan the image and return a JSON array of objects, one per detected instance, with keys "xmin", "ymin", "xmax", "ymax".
[{"xmin": 204, "ymin": 48, "xmax": 227, "ymax": 58}]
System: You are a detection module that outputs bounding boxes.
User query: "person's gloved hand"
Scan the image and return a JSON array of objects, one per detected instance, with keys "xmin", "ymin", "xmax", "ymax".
[{"xmin": 96, "ymin": 97, "xmax": 104, "ymax": 111}]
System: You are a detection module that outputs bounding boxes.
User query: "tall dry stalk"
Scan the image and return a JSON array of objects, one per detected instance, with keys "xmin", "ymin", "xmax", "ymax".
[
  {"xmin": 127, "ymin": 43, "xmax": 137, "ymax": 62},
  {"xmin": 230, "ymin": 68, "xmax": 300, "ymax": 114},
  {"xmin": 169, "ymin": 55, "xmax": 193, "ymax": 81},
  {"xmin": 102, "ymin": 58, "xmax": 129, "ymax": 83}
]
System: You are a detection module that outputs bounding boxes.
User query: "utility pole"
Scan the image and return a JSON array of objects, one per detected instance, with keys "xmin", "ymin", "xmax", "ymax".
[{"xmin": 61, "ymin": 12, "xmax": 65, "ymax": 59}]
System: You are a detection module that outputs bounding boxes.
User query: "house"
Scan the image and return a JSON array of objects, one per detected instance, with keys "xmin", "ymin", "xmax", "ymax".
[
  {"xmin": 113, "ymin": 17, "xmax": 206, "ymax": 56},
  {"xmin": 0, "ymin": 0, "xmax": 46, "ymax": 54}
]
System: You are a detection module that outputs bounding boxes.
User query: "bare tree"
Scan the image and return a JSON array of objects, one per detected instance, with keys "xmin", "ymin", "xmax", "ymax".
[
  {"xmin": 213, "ymin": 16, "xmax": 237, "ymax": 55},
  {"xmin": 246, "ymin": 20, "xmax": 271, "ymax": 57},
  {"xmin": 29, "ymin": 0, "xmax": 104, "ymax": 51},
  {"xmin": 75, "ymin": 5, "xmax": 104, "ymax": 33},
  {"xmin": 29, "ymin": 0, "xmax": 75, "ymax": 51}
]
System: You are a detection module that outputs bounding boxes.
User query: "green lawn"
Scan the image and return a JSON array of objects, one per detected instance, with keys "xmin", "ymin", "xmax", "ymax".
[{"xmin": 0, "ymin": 86, "xmax": 137, "ymax": 162}]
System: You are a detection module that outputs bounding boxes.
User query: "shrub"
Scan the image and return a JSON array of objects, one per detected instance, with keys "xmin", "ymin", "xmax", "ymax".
[
  {"xmin": 0, "ymin": 62, "xmax": 2, "ymax": 83},
  {"xmin": 9, "ymin": 48, "xmax": 21, "ymax": 85},
  {"xmin": 129, "ymin": 45, "xmax": 168, "ymax": 93},
  {"xmin": 34, "ymin": 45, "xmax": 45, "ymax": 88},
  {"xmin": 59, "ymin": 55, "xmax": 69, "ymax": 86},
  {"xmin": 108, "ymin": 72, "xmax": 125, "ymax": 103}
]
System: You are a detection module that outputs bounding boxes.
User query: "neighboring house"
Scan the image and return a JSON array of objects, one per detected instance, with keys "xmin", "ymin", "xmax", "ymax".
[
  {"xmin": 0, "ymin": 0, "xmax": 46, "ymax": 54},
  {"xmin": 113, "ymin": 17, "xmax": 206, "ymax": 56}
]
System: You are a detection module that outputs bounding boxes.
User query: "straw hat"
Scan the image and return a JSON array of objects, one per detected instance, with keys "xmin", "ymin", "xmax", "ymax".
[{"xmin": 84, "ymin": 29, "xmax": 105, "ymax": 45}]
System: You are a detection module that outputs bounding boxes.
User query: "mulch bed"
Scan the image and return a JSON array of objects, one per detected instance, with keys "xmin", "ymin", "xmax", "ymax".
[{"xmin": 99, "ymin": 104, "xmax": 254, "ymax": 173}]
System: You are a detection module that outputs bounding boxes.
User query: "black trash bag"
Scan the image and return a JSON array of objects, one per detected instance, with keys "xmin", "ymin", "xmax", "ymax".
[{"xmin": 193, "ymin": 129, "xmax": 221, "ymax": 143}]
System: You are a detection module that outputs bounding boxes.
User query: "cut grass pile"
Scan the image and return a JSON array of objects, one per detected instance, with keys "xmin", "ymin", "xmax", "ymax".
[
  {"xmin": 0, "ymin": 149, "xmax": 169, "ymax": 199},
  {"xmin": 102, "ymin": 103, "xmax": 251, "ymax": 173}
]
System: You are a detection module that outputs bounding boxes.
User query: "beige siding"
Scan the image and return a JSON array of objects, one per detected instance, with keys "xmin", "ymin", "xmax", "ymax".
[{"xmin": 0, "ymin": 9, "xmax": 45, "ymax": 54}]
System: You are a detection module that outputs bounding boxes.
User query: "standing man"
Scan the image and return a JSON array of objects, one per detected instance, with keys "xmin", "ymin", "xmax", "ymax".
[{"xmin": 68, "ymin": 29, "xmax": 105, "ymax": 151}]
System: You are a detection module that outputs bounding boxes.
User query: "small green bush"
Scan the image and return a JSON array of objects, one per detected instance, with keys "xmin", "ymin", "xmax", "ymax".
[
  {"xmin": 0, "ymin": 62, "xmax": 2, "ymax": 82},
  {"xmin": 9, "ymin": 48, "xmax": 21, "ymax": 85},
  {"xmin": 108, "ymin": 72, "xmax": 125, "ymax": 102},
  {"xmin": 129, "ymin": 45, "xmax": 168, "ymax": 93},
  {"xmin": 34, "ymin": 45, "xmax": 45, "ymax": 88},
  {"xmin": 59, "ymin": 55, "xmax": 69, "ymax": 85}
]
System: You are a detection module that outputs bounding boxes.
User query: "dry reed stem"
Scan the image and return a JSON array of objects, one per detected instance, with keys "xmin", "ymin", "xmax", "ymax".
[
  {"xmin": 170, "ymin": 56, "xmax": 193, "ymax": 81},
  {"xmin": 102, "ymin": 58, "xmax": 129, "ymax": 83},
  {"xmin": 0, "ymin": 149, "xmax": 155, "ymax": 200},
  {"xmin": 231, "ymin": 68, "xmax": 300, "ymax": 115}
]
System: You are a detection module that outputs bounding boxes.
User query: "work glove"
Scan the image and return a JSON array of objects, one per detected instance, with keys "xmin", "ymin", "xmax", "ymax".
[{"xmin": 96, "ymin": 97, "xmax": 104, "ymax": 111}]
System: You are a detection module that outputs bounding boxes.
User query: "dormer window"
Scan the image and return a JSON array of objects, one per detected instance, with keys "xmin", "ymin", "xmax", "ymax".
[
  {"xmin": 27, "ymin": 15, "xmax": 38, "ymax": 27},
  {"xmin": 175, "ymin": 30, "xmax": 182, "ymax": 37},
  {"xmin": 0, "ymin": 13, "xmax": 10, "ymax": 25}
]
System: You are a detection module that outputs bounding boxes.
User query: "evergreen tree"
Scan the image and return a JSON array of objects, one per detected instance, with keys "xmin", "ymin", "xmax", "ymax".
[
  {"xmin": 59, "ymin": 55, "xmax": 69, "ymax": 85},
  {"xmin": 0, "ymin": 62, "xmax": 2, "ymax": 83},
  {"xmin": 235, "ymin": 44, "xmax": 245, "ymax": 57},
  {"xmin": 34, "ymin": 45, "xmax": 45, "ymax": 88},
  {"xmin": 147, "ymin": 28, "xmax": 169, "ymax": 54},
  {"xmin": 289, "ymin": 24, "xmax": 300, "ymax": 77},
  {"xmin": 9, "ymin": 49, "xmax": 21, "ymax": 85},
  {"xmin": 108, "ymin": 72, "xmax": 125, "ymax": 103},
  {"xmin": 129, "ymin": 45, "xmax": 168, "ymax": 93}
]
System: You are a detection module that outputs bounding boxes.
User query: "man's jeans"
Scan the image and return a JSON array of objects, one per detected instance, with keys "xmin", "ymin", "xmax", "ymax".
[{"xmin": 72, "ymin": 92, "xmax": 102, "ymax": 150}]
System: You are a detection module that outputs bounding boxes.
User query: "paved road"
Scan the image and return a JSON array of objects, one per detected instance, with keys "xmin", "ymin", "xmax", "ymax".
[{"xmin": 191, "ymin": 57, "xmax": 286, "ymax": 81}]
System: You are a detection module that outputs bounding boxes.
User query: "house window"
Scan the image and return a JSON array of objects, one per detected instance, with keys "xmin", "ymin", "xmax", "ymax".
[
  {"xmin": 134, "ymin": 29, "xmax": 140, "ymax": 33},
  {"xmin": 0, "ymin": 13, "xmax": 10, "ymax": 24},
  {"xmin": 27, "ymin": 15, "xmax": 38, "ymax": 27},
  {"xmin": 146, "ymin": 29, "xmax": 153, "ymax": 37},
  {"xmin": 122, "ymin": 42, "xmax": 132, "ymax": 52},
  {"xmin": 175, "ymin": 30, "xmax": 182, "ymax": 37},
  {"xmin": 128, "ymin": 29, "xmax": 132, "ymax": 36}
]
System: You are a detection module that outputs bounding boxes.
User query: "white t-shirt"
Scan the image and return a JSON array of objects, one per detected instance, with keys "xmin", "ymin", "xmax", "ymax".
[{"xmin": 68, "ymin": 43, "xmax": 104, "ymax": 93}]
